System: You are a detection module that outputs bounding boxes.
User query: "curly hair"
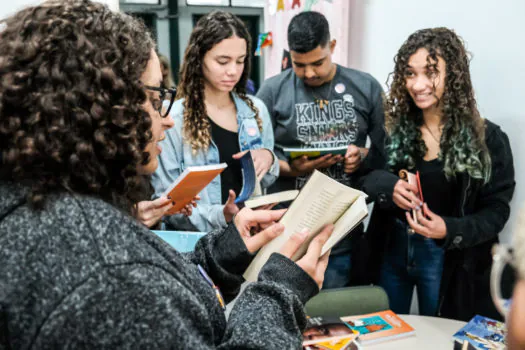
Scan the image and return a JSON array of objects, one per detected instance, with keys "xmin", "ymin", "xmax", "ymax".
[
  {"xmin": 177, "ymin": 10, "xmax": 262, "ymax": 152},
  {"xmin": 0, "ymin": 0, "xmax": 155, "ymax": 211},
  {"xmin": 385, "ymin": 27, "xmax": 491, "ymax": 182}
]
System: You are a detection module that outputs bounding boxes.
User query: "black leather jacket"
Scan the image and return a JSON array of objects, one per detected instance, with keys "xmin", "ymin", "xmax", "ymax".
[{"xmin": 354, "ymin": 119, "xmax": 515, "ymax": 321}]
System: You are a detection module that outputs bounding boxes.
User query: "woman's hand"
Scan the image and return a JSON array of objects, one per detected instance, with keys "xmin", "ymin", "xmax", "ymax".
[
  {"xmin": 233, "ymin": 207, "xmax": 287, "ymax": 253},
  {"xmin": 406, "ymin": 203, "xmax": 447, "ymax": 239},
  {"xmin": 223, "ymin": 190, "xmax": 240, "ymax": 223},
  {"xmin": 279, "ymin": 224, "xmax": 334, "ymax": 289},
  {"xmin": 393, "ymin": 179, "xmax": 422, "ymax": 210},
  {"xmin": 136, "ymin": 197, "xmax": 174, "ymax": 228},
  {"xmin": 136, "ymin": 195, "xmax": 200, "ymax": 227},
  {"xmin": 233, "ymin": 149, "xmax": 274, "ymax": 181},
  {"xmin": 179, "ymin": 196, "xmax": 200, "ymax": 217}
]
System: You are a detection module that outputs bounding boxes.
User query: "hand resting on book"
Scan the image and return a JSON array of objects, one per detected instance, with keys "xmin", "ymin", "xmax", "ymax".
[
  {"xmin": 392, "ymin": 179, "xmax": 421, "ymax": 211},
  {"xmin": 279, "ymin": 224, "xmax": 334, "ymax": 289},
  {"xmin": 234, "ymin": 207, "xmax": 333, "ymax": 289}
]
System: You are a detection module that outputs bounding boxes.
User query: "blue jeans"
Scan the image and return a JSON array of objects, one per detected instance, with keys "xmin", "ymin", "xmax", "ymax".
[
  {"xmin": 379, "ymin": 219, "xmax": 444, "ymax": 316},
  {"xmin": 323, "ymin": 252, "xmax": 352, "ymax": 289}
]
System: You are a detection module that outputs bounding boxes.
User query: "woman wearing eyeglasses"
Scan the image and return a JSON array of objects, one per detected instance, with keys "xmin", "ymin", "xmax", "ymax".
[
  {"xmin": 151, "ymin": 11, "xmax": 279, "ymax": 232},
  {"xmin": 0, "ymin": 1, "xmax": 332, "ymax": 348},
  {"xmin": 360, "ymin": 28, "xmax": 515, "ymax": 321}
]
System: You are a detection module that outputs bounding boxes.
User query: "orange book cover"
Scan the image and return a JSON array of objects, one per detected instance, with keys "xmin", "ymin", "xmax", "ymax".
[
  {"xmin": 162, "ymin": 163, "xmax": 227, "ymax": 216},
  {"xmin": 342, "ymin": 310, "xmax": 415, "ymax": 345}
]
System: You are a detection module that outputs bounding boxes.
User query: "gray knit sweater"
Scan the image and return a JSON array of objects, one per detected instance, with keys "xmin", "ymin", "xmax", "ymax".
[{"xmin": 0, "ymin": 182, "xmax": 319, "ymax": 349}]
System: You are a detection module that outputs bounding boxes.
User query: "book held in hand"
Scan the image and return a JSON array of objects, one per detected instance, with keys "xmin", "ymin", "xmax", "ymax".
[
  {"xmin": 342, "ymin": 310, "xmax": 415, "ymax": 346},
  {"xmin": 398, "ymin": 169, "xmax": 424, "ymax": 223},
  {"xmin": 243, "ymin": 170, "xmax": 368, "ymax": 282},
  {"xmin": 283, "ymin": 145, "xmax": 348, "ymax": 160},
  {"xmin": 234, "ymin": 151, "xmax": 262, "ymax": 204},
  {"xmin": 452, "ymin": 315, "xmax": 506, "ymax": 349},
  {"xmin": 162, "ymin": 163, "xmax": 227, "ymax": 216},
  {"xmin": 302, "ymin": 316, "xmax": 359, "ymax": 350},
  {"xmin": 244, "ymin": 189, "xmax": 299, "ymax": 209}
]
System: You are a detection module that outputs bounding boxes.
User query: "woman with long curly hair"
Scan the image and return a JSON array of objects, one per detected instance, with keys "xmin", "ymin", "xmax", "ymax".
[
  {"xmin": 360, "ymin": 28, "xmax": 515, "ymax": 320},
  {"xmin": 151, "ymin": 10, "xmax": 279, "ymax": 232},
  {"xmin": 0, "ymin": 1, "xmax": 333, "ymax": 347}
]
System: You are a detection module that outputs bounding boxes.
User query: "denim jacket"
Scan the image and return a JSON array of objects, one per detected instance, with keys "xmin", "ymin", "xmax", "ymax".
[{"xmin": 151, "ymin": 93, "xmax": 279, "ymax": 232}]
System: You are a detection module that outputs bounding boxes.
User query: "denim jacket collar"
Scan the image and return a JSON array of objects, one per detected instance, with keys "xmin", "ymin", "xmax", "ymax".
[{"xmin": 232, "ymin": 93, "xmax": 255, "ymax": 120}]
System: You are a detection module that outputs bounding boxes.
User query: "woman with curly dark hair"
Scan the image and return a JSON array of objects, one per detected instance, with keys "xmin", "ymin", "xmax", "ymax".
[
  {"xmin": 151, "ymin": 10, "xmax": 279, "ymax": 232},
  {"xmin": 0, "ymin": 1, "xmax": 333, "ymax": 347},
  {"xmin": 360, "ymin": 28, "xmax": 515, "ymax": 320}
]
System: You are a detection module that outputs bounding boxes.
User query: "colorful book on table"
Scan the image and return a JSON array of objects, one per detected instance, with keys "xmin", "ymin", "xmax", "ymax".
[
  {"xmin": 162, "ymin": 163, "xmax": 227, "ymax": 216},
  {"xmin": 342, "ymin": 310, "xmax": 415, "ymax": 346},
  {"xmin": 302, "ymin": 316, "xmax": 359, "ymax": 350},
  {"xmin": 452, "ymin": 315, "xmax": 506, "ymax": 350},
  {"xmin": 283, "ymin": 145, "xmax": 348, "ymax": 160}
]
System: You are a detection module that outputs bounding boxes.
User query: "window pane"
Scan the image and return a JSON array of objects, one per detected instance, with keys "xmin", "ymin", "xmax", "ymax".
[
  {"xmin": 231, "ymin": 0, "xmax": 265, "ymax": 7},
  {"xmin": 122, "ymin": 0, "xmax": 160, "ymax": 4},
  {"xmin": 186, "ymin": 0, "xmax": 229, "ymax": 5}
]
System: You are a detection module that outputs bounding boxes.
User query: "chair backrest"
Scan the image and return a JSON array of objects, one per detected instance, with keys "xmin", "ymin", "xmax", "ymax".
[{"xmin": 305, "ymin": 285, "xmax": 389, "ymax": 318}]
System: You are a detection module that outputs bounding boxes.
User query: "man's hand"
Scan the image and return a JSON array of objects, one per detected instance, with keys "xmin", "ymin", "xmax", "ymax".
[
  {"xmin": 290, "ymin": 154, "xmax": 342, "ymax": 176},
  {"xmin": 344, "ymin": 145, "xmax": 367, "ymax": 174}
]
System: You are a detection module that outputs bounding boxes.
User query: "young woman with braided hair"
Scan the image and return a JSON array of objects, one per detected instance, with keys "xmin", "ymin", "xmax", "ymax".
[{"xmin": 151, "ymin": 11, "xmax": 279, "ymax": 232}]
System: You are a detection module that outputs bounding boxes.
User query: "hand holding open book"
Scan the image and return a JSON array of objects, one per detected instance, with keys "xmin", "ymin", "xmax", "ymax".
[{"xmin": 243, "ymin": 170, "xmax": 369, "ymax": 282}]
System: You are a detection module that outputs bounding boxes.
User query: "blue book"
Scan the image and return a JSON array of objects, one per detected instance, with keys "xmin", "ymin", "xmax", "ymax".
[
  {"xmin": 235, "ymin": 151, "xmax": 260, "ymax": 204},
  {"xmin": 152, "ymin": 230, "xmax": 206, "ymax": 253},
  {"xmin": 452, "ymin": 315, "xmax": 506, "ymax": 350}
]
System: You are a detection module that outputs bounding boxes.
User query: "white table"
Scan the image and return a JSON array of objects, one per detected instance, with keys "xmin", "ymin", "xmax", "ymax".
[{"xmin": 367, "ymin": 314, "xmax": 466, "ymax": 349}]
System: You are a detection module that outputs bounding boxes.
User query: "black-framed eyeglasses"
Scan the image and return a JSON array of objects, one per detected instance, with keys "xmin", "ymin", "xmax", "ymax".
[{"xmin": 144, "ymin": 85, "xmax": 176, "ymax": 118}]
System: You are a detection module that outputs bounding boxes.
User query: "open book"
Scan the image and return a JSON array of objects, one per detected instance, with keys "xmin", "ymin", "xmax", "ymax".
[
  {"xmin": 162, "ymin": 163, "xmax": 227, "ymax": 216},
  {"xmin": 243, "ymin": 170, "xmax": 368, "ymax": 282},
  {"xmin": 283, "ymin": 145, "xmax": 348, "ymax": 160},
  {"xmin": 244, "ymin": 190, "xmax": 299, "ymax": 209}
]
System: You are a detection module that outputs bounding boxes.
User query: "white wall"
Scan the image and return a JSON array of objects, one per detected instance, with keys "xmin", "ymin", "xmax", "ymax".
[{"xmin": 349, "ymin": 0, "xmax": 525, "ymax": 243}]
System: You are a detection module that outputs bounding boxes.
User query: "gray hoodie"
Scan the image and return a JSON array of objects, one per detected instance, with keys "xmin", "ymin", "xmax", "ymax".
[{"xmin": 0, "ymin": 182, "xmax": 318, "ymax": 349}]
